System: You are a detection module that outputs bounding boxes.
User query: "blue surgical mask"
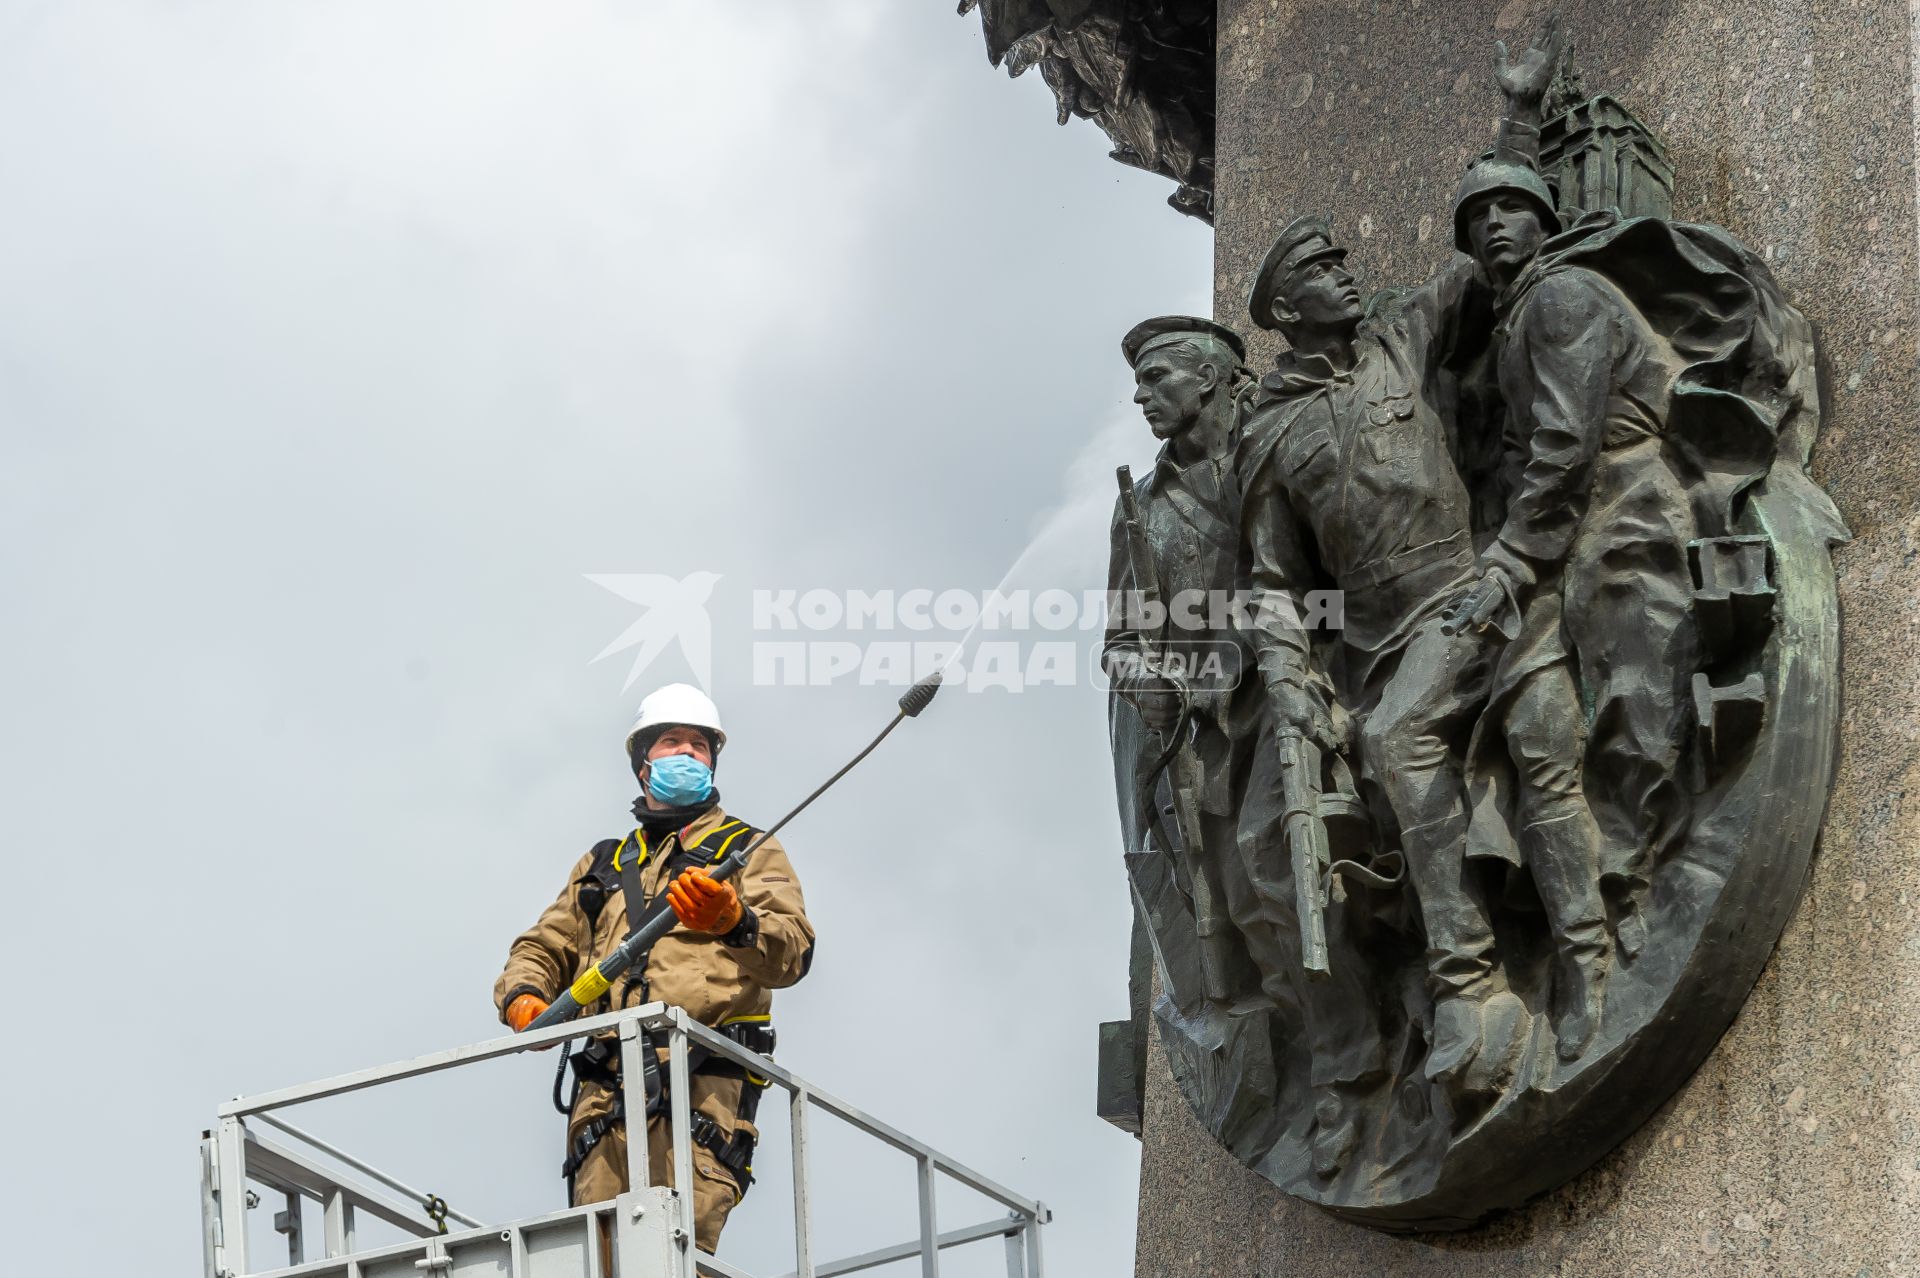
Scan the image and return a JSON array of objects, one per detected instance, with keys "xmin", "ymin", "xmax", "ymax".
[{"xmin": 646, "ymin": 754, "xmax": 714, "ymax": 806}]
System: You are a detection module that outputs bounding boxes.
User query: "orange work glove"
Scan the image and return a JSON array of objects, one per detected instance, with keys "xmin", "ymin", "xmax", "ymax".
[
  {"xmin": 505, "ymin": 993, "xmax": 549, "ymax": 1033},
  {"xmin": 667, "ymin": 867, "xmax": 743, "ymax": 934}
]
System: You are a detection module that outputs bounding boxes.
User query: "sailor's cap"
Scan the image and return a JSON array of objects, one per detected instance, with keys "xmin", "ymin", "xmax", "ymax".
[{"xmin": 1120, "ymin": 314, "xmax": 1248, "ymax": 368}]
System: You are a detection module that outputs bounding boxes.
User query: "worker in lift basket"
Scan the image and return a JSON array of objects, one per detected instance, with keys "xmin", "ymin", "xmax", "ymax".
[{"xmin": 494, "ymin": 683, "xmax": 816, "ymax": 1254}]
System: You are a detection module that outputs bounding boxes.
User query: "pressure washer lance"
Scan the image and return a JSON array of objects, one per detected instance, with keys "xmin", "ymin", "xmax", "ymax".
[{"xmin": 524, "ymin": 670, "xmax": 945, "ymax": 1034}]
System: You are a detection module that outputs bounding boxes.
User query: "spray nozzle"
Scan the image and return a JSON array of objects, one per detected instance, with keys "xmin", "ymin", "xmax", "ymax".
[{"xmin": 898, "ymin": 670, "xmax": 944, "ymax": 718}]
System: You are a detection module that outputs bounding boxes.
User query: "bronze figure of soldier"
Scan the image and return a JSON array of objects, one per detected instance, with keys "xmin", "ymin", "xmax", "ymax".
[
  {"xmin": 1452, "ymin": 138, "xmax": 1707, "ymax": 964},
  {"xmin": 1104, "ymin": 314, "xmax": 1257, "ymax": 1005},
  {"xmin": 1238, "ymin": 28, "xmax": 1613, "ymax": 1087}
]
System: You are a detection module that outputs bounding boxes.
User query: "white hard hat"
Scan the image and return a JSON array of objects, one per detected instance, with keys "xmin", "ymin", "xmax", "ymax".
[{"xmin": 625, "ymin": 683, "xmax": 726, "ymax": 760}]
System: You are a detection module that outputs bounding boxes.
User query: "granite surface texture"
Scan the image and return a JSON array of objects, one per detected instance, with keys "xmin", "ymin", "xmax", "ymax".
[{"xmin": 1134, "ymin": 1, "xmax": 1920, "ymax": 1273}]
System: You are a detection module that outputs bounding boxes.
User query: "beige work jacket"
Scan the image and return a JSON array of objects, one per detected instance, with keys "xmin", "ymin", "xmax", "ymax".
[{"xmin": 493, "ymin": 804, "xmax": 815, "ymax": 1032}]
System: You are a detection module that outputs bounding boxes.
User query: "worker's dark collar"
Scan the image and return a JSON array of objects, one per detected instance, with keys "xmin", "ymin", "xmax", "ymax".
[{"xmin": 629, "ymin": 791, "xmax": 721, "ymax": 837}]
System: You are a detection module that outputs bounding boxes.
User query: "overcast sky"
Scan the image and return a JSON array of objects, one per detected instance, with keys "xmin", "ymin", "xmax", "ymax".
[{"xmin": 0, "ymin": 4, "xmax": 1213, "ymax": 1274}]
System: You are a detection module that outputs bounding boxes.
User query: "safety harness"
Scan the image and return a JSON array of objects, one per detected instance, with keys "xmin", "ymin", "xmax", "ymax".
[{"xmin": 555, "ymin": 819, "xmax": 773, "ymax": 1198}]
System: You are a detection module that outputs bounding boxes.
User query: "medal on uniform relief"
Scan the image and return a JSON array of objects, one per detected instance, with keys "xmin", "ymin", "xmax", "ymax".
[{"xmin": 1103, "ymin": 37, "xmax": 1844, "ymax": 1229}]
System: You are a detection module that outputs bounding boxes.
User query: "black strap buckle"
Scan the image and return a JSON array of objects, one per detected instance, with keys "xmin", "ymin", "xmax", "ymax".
[
  {"xmin": 561, "ymin": 1115, "xmax": 610, "ymax": 1180},
  {"xmin": 688, "ymin": 1112, "xmax": 722, "ymax": 1150},
  {"xmin": 687, "ymin": 1113, "xmax": 756, "ymax": 1195}
]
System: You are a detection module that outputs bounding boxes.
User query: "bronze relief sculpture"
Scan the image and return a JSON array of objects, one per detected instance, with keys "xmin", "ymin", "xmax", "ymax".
[{"xmin": 1104, "ymin": 22, "xmax": 1846, "ymax": 1229}]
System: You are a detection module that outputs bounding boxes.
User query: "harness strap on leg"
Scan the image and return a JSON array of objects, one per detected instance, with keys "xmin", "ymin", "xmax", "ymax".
[
  {"xmin": 688, "ymin": 1113, "xmax": 757, "ymax": 1196},
  {"xmin": 561, "ymin": 1095, "xmax": 626, "ymax": 1182}
]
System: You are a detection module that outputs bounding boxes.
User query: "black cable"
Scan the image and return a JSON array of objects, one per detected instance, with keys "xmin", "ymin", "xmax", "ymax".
[{"xmin": 551, "ymin": 1039, "xmax": 574, "ymax": 1116}]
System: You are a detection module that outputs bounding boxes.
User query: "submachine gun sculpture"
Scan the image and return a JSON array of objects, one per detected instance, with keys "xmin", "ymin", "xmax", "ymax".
[{"xmin": 1278, "ymin": 730, "xmax": 1403, "ymax": 981}]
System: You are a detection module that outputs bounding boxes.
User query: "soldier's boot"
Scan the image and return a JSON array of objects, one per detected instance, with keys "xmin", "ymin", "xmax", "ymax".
[
  {"xmin": 1309, "ymin": 1081, "xmax": 1371, "ymax": 1178},
  {"xmin": 1445, "ymin": 990, "xmax": 1530, "ymax": 1099},
  {"xmin": 1614, "ymin": 902, "xmax": 1647, "ymax": 960},
  {"xmin": 1425, "ymin": 997, "xmax": 1480, "ymax": 1085},
  {"xmin": 1525, "ymin": 811, "xmax": 1612, "ymax": 1061},
  {"xmin": 1400, "ymin": 812, "xmax": 1500, "ymax": 1084},
  {"xmin": 1611, "ymin": 871, "xmax": 1650, "ymax": 961}
]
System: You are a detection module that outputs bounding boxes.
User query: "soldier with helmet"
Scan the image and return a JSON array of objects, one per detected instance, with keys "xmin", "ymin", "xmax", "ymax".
[
  {"xmin": 493, "ymin": 683, "xmax": 815, "ymax": 1255},
  {"xmin": 1451, "ymin": 41, "xmax": 1706, "ymax": 971}
]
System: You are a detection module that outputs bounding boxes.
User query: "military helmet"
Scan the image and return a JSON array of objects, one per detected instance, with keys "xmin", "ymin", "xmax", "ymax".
[
  {"xmin": 1248, "ymin": 215, "xmax": 1348, "ymax": 332},
  {"xmin": 1451, "ymin": 153, "xmax": 1561, "ymax": 254},
  {"xmin": 1121, "ymin": 314, "xmax": 1248, "ymax": 368}
]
